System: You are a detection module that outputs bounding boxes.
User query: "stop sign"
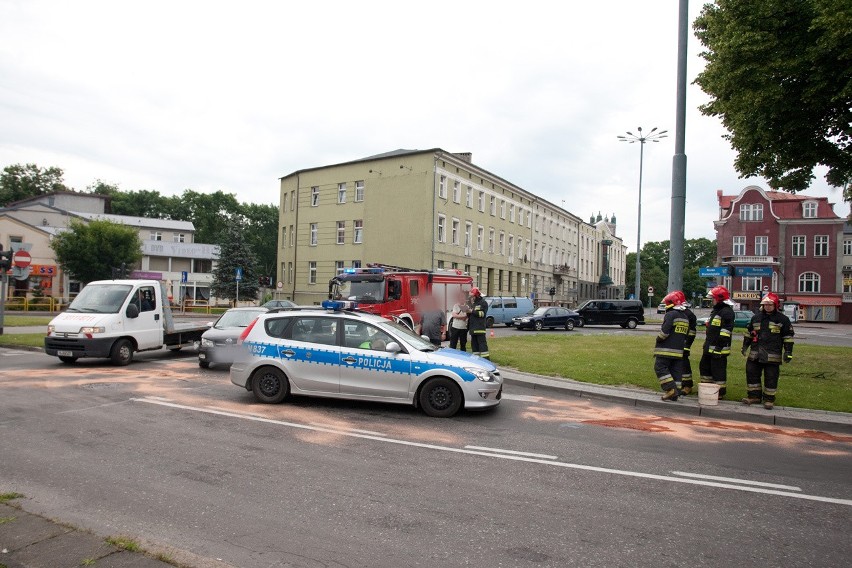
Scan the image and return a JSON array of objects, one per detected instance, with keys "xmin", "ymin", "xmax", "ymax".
[{"xmin": 12, "ymin": 249, "xmax": 32, "ymax": 268}]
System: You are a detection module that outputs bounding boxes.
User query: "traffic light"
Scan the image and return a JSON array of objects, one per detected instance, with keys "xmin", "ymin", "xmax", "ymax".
[
  {"xmin": 549, "ymin": 286, "xmax": 556, "ymax": 296},
  {"xmin": 0, "ymin": 245, "xmax": 11, "ymax": 271}
]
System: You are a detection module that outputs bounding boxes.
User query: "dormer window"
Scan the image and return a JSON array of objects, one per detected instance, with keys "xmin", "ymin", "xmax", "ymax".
[
  {"xmin": 803, "ymin": 201, "xmax": 817, "ymax": 218},
  {"xmin": 739, "ymin": 203, "xmax": 763, "ymax": 221}
]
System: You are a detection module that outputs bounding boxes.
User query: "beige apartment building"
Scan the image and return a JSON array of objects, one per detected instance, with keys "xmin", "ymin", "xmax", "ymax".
[{"xmin": 277, "ymin": 149, "xmax": 626, "ymax": 306}]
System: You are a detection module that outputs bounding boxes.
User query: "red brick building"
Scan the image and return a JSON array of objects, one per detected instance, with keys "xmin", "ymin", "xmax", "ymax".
[{"xmin": 714, "ymin": 185, "xmax": 847, "ymax": 322}]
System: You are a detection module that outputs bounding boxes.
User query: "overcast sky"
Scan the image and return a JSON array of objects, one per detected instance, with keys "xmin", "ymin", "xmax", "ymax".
[{"xmin": 1, "ymin": 0, "xmax": 848, "ymax": 253}]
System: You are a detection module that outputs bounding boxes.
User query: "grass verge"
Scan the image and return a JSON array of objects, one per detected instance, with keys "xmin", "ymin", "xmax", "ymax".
[
  {"xmin": 490, "ymin": 334, "xmax": 852, "ymax": 413},
  {"xmin": 0, "ymin": 333, "xmax": 45, "ymax": 349},
  {"xmin": 2, "ymin": 315, "xmax": 53, "ymax": 326}
]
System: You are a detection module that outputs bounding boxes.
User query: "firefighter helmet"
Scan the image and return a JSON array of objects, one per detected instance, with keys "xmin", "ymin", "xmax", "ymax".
[
  {"xmin": 760, "ymin": 292, "xmax": 780, "ymax": 309},
  {"xmin": 707, "ymin": 285, "xmax": 730, "ymax": 303},
  {"xmin": 662, "ymin": 290, "xmax": 686, "ymax": 308},
  {"xmin": 469, "ymin": 287, "xmax": 481, "ymax": 297}
]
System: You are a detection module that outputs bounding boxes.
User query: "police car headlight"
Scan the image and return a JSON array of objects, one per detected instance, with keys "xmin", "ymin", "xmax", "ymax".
[
  {"xmin": 201, "ymin": 338, "xmax": 214, "ymax": 347},
  {"xmin": 466, "ymin": 367, "xmax": 493, "ymax": 382}
]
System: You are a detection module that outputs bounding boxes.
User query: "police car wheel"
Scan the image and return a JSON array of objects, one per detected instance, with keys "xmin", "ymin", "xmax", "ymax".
[
  {"xmin": 252, "ymin": 367, "xmax": 289, "ymax": 404},
  {"xmin": 419, "ymin": 378, "xmax": 462, "ymax": 417}
]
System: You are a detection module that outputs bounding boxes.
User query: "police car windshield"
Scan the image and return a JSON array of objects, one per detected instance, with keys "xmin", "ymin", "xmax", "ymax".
[
  {"xmin": 66, "ymin": 284, "xmax": 132, "ymax": 313},
  {"xmin": 337, "ymin": 280, "xmax": 384, "ymax": 304}
]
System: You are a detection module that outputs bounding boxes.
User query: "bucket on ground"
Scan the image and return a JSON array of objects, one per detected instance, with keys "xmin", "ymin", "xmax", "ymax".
[{"xmin": 698, "ymin": 382, "xmax": 720, "ymax": 406}]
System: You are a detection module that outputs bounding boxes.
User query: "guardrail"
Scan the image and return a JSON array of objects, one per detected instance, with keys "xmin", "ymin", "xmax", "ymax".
[{"xmin": 3, "ymin": 297, "xmax": 70, "ymax": 312}]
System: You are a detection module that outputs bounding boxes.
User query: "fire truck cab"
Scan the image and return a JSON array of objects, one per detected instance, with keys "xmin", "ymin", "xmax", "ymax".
[{"xmin": 328, "ymin": 265, "xmax": 473, "ymax": 329}]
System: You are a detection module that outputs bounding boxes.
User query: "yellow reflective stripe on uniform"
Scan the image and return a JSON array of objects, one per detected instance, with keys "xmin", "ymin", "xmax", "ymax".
[
  {"xmin": 654, "ymin": 347, "xmax": 683, "ymax": 357},
  {"xmin": 719, "ymin": 329, "xmax": 731, "ymax": 337}
]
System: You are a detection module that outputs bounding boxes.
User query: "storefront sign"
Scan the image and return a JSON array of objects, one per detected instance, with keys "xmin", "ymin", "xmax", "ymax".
[
  {"xmin": 29, "ymin": 264, "xmax": 57, "ymax": 276},
  {"xmin": 733, "ymin": 291, "xmax": 761, "ymax": 300},
  {"xmin": 131, "ymin": 271, "xmax": 163, "ymax": 280}
]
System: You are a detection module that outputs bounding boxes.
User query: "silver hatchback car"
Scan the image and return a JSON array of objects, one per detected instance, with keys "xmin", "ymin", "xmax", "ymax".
[{"xmin": 230, "ymin": 301, "xmax": 503, "ymax": 417}]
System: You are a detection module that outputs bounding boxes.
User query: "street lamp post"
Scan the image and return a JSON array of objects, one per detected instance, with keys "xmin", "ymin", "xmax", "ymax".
[{"xmin": 618, "ymin": 126, "xmax": 667, "ymax": 302}]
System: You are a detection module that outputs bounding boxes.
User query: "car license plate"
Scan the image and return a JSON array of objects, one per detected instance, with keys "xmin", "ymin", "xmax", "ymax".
[{"xmin": 57, "ymin": 350, "xmax": 73, "ymax": 357}]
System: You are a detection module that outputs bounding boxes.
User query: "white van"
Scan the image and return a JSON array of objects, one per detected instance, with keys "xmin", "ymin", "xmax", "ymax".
[{"xmin": 485, "ymin": 296, "xmax": 534, "ymax": 327}]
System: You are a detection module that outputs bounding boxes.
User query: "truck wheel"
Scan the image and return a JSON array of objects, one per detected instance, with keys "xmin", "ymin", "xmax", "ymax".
[
  {"xmin": 252, "ymin": 367, "xmax": 289, "ymax": 404},
  {"xmin": 419, "ymin": 378, "xmax": 462, "ymax": 417},
  {"xmin": 577, "ymin": 317, "xmax": 585, "ymax": 328},
  {"xmin": 534, "ymin": 321, "xmax": 543, "ymax": 331},
  {"xmin": 626, "ymin": 318, "xmax": 638, "ymax": 329},
  {"xmin": 486, "ymin": 316, "xmax": 494, "ymax": 328},
  {"xmin": 198, "ymin": 360, "xmax": 210, "ymax": 369},
  {"xmin": 59, "ymin": 356, "xmax": 77, "ymax": 364},
  {"xmin": 110, "ymin": 339, "xmax": 134, "ymax": 366}
]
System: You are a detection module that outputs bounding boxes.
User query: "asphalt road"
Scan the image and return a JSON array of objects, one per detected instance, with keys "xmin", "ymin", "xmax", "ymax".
[{"xmin": 1, "ymin": 350, "xmax": 850, "ymax": 567}]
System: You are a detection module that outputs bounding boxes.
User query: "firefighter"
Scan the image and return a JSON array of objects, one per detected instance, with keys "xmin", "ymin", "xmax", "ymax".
[
  {"xmin": 654, "ymin": 290, "xmax": 690, "ymax": 401},
  {"xmin": 467, "ymin": 287, "xmax": 490, "ymax": 359},
  {"xmin": 699, "ymin": 285, "xmax": 735, "ymax": 398},
  {"xmin": 679, "ymin": 301, "xmax": 698, "ymax": 395},
  {"xmin": 741, "ymin": 292, "xmax": 794, "ymax": 410}
]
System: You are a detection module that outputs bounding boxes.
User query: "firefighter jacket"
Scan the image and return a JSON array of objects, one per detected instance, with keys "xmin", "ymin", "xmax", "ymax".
[
  {"xmin": 743, "ymin": 309, "xmax": 794, "ymax": 364},
  {"xmin": 703, "ymin": 302, "xmax": 734, "ymax": 355},
  {"xmin": 654, "ymin": 308, "xmax": 690, "ymax": 358},
  {"xmin": 468, "ymin": 296, "xmax": 489, "ymax": 335},
  {"xmin": 683, "ymin": 307, "xmax": 697, "ymax": 355}
]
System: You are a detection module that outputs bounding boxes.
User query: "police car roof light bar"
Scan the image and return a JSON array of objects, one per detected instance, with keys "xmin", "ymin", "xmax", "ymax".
[{"xmin": 322, "ymin": 300, "xmax": 359, "ymax": 311}]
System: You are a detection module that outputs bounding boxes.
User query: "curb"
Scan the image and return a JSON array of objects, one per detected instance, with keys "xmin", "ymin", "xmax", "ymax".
[{"xmin": 501, "ymin": 369, "xmax": 852, "ymax": 435}]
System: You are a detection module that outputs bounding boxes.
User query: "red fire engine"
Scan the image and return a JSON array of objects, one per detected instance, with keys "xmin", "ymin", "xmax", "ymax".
[{"xmin": 328, "ymin": 264, "xmax": 473, "ymax": 329}]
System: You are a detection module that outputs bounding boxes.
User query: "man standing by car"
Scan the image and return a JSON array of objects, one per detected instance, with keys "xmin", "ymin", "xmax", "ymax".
[
  {"xmin": 654, "ymin": 291, "xmax": 690, "ymax": 401},
  {"xmin": 699, "ymin": 285, "xmax": 735, "ymax": 398},
  {"xmin": 468, "ymin": 287, "xmax": 490, "ymax": 359},
  {"xmin": 741, "ymin": 292, "xmax": 794, "ymax": 410},
  {"xmin": 449, "ymin": 291, "xmax": 470, "ymax": 351}
]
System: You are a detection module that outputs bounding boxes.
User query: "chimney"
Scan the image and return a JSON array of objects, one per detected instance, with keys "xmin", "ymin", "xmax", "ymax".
[{"xmin": 453, "ymin": 152, "xmax": 472, "ymax": 163}]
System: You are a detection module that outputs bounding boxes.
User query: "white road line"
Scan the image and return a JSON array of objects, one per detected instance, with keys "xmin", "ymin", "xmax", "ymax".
[
  {"xmin": 671, "ymin": 471, "xmax": 802, "ymax": 491},
  {"xmin": 309, "ymin": 423, "xmax": 388, "ymax": 436},
  {"xmin": 501, "ymin": 394, "xmax": 543, "ymax": 402},
  {"xmin": 132, "ymin": 397, "xmax": 852, "ymax": 507},
  {"xmin": 465, "ymin": 445, "xmax": 557, "ymax": 459}
]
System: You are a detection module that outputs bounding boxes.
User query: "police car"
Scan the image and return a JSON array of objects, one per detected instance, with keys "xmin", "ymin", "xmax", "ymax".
[{"xmin": 229, "ymin": 300, "xmax": 503, "ymax": 417}]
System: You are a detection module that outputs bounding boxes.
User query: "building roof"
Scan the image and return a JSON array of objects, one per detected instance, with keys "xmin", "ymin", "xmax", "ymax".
[
  {"xmin": 717, "ymin": 185, "xmax": 841, "ymax": 222},
  {"xmin": 71, "ymin": 211, "xmax": 195, "ymax": 231}
]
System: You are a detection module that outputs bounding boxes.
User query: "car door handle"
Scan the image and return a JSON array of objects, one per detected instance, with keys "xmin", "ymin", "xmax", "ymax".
[
  {"xmin": 342, "ymin": 356, "xmax": 357, "ymax": 364},
  {"xmin": 280, "ymin": 348, "xmax": 295, "ymax": 358}
]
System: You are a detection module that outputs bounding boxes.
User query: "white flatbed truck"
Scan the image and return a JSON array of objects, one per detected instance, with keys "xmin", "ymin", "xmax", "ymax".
[{"xmin": 44, "ymin": 279, "xmax": 210, "ymax": 365}]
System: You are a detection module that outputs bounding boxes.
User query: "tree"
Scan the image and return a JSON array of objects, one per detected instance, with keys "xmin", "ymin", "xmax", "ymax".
[
  {"xmin": 626, "ymin": 238, "xmax": 718, "ymax": 305},
  {"xmin": 50, "ymin": 219, "xmax": 143, "ymax": 284},
  {"xmin": 0, "ymin": 163, "xmax": 70, "ymax": 206},
  {"xmin": 210, "ymin": 223, "xmax": 259, "ymax": 305},
  {"xmin": 694, "ymin": 0, "xmax": 852, "ymax": 193},
  {"xmin": 164, "ymin": 189, "xmax": 241, "ymax": 244},
  {"xmin": 239, "ymin": 202, "xmax": 279, "ymax": 283}
]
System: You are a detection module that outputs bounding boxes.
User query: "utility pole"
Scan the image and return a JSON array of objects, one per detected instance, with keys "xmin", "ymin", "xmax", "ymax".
[{"xmin": 668, "ymin": 0, "xmax": 689, "ymax": 293}]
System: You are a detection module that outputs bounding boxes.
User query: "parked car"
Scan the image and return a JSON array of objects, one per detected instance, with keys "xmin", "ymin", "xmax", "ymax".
[
  {"xmin": 697, "ymin": 310, "xmax": 755, "ymax": 329},
  {"xmin": 657, "ymin": 303, "xmax": 667, "ymax": 314},
  {"xmin": 513, "ymin": 306, "xmax": 580, "ymax": 331},
  {"xmin": 198, "ymin": 307, "xmax": 268, "ymax": 368},
  {"xmin": 575, "ymin": 299, "xmax": 645, "ymax": 329},
  {"xmin": 261, "ymin": 299, "xmax": 297, "ymax": 310},
  {"xmin": 485, "ymin": 296, "xmax": 534, "ymax": 327},
  {"xmin": 229, "ymin": 300, "xmax": 502, "ymax": 417}
]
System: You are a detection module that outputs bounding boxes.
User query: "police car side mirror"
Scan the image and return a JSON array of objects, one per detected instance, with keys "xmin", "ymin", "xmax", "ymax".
[
  {"xmin": 385, "ymin": 342, "xmax": 402, "ymax": 353},
  {"xmin": 126, "ymin": 304, "xmax": 140, "ymax": 319},
  {"xmin": 420, "ymin": 335, "xmax": 430, "ymax": 341}
]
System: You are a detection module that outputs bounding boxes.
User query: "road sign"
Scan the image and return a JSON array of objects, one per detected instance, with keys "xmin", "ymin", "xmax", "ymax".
[
  {"xmin": 235, "ymin": 267, "xmax": 243, "ymax": 282},
  {"xmin": 12, "ymin": 266, "xmax": 32, "ymax": 281},
  {"xmin": 12, "ymin": 249, "xmax": 31, "ymax": 268},
  {"xmin": 648, "ymin": 286, "xmax": 654, "ymax": 295},
  {"xmin": 277, "ymin": 281, "xmax": 283, "ymax": 289},
  {"xmin": 181, "ymin": 271, "xmax": 188, "ymax": 283}
]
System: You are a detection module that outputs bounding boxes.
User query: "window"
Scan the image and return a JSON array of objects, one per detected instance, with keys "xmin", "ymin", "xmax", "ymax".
[
  {"xmin": 508, "ymin": 235, "xmax": 514, "ymax": 261},
  {"xmin": 353, "ymin": 220, "xmax": 363, "ymax": 244},
  {"xmin": 310, "ymin": 223, "xmax": 318, "ymax": 246},
  {"xmin": 803, "ymin": 201, "xmax": 817, "ymax": 218},
  {"xmin": 437, "ymin": 215, "xmax": 446, "ymax": 243},
  {"xmin": 288, "ymin": 262, "xmax": 293, "ymax": 284},
  {"xmin": 499, "ymin": 231, "xmax": 505, "ymax": 255},
  {"xmin": 335, "ymin": 261, "xmax": 345, "ymax": 274},
  {"xmin": 519, "ymin": 209, "xmax": 525, "ymax": 227},
  {"xmin": 338, "ymin": 183, "xmax": 347, "ymax": 203},
  {"xmin": 792, "ymin": 235, "xmax": 806, "ymax": 257},
  {"xmin": 742, "ymin": 276, "xmax": 762, "ymax": 291},
  {"xmin": 478, "ymin": 191, "xmax": 485, "ymax": 212},
  {"xmin": 798, "ymin": 272, "xmax": 820, "ymax": 293},
  {"xmin": 814, "ymin": 235, "xmax": 829, "ymax": 256},
  {"xmin": 464, "ymin": 223, "xmax": 472, "ymax": 251},
  {"xmin": 289, "ymin": 225, "xmax": 294, "ymax": 246},
  {"xmin": 311, "ymin": 186, "xmax": 319, "ymax": 206},
  {"xmin": 488, "ymin": 228, "xmax": 495, "ymax": 253},
  {"xmin": 509, "ymin": 204, "xmax": 515, "ymax": 223},
  {"xmin": 500, "ymin": 200, "xmax": 506, "ymax": 219},
  {"xmin": 308, "ymin": 262, "xmax": 317, "ymax": 285},
  {"xmin": 451, "ymin": 219, "xmax": 459, "ymax": 245},
  {"xmin": 453, "ymin": 181, "xmax": 460, "ymax": 203},
  {"xmin": 739, "ymin": 203, "xmax": 764, "ymax": 221},
  {"xmin": 355, "ymin": 180, "xmax": 364, "ymax": 202},
  {"xmin": 466, "ymin": 186, "xmax": 472, "ymax": 208},
  {"xmin": 477, "ymin": 226, "xmax": 484, "ymax": 250},
  {"xmin": 290, "ymin": 190, "xmax": 296, "ymax": 211},
  {"xmin": 754, "ymin": 236, "xmax": 768, "ymax": 256},
  {"xmin": 490, "ymin": 196, "xmax": 496, "ymax": 216},
  {"xmin": 337, "ymin": 221, "xmax": 345, "ymax": 244},
  {"xmin": 173, "ymin": 233, "xmax": 185, "ymax": 243},
  {"xmin": 281, "ymin": 226, "xmax": 286, "ymax": 248},
  {"xmin": 733, "ymin": 236, "xmax": 746, "ymax": 256},
  {"xmin": 150, "ymin": 231, "xmax": 162, "ymax": 241},
  {"xmin": 438, "ymin": 176, "xmax": 446, "ymax": 199},
  {"xmin": 845, "ymin": 238, "xmax": 852, "ymax": 256}
]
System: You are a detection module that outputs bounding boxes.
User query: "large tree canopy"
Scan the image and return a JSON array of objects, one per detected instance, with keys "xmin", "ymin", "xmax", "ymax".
[
  {"xmin": 0, "ymin": 163, "xmax": 69, "ymax": 206},
  {"xmin": 626, "ymin": 238, "xmax": 717, "ymax": 305},
  {"xmin": 694, "ymin": 0, "xmax": 852, "ymax": 194},
  {"xmin": 50, "ymin": 219, "xmax": 143, "ymax": 284},
  {"xmin": 210, "ymin": 223, "xmax": 260, "ymax": 305}
]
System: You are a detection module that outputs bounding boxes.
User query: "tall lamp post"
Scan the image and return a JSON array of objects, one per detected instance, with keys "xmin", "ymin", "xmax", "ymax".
[{"xmin": 618, "ymin": 126, "xmax": 667, "ymax": 302}]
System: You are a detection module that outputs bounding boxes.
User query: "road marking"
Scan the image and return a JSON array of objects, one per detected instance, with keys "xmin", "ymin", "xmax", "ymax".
[
  {"xmin": 132, "ymin": 397, "xmax": 852, "ymax": 507},
  {"xmin": 671, "ymin": 471, "xmax": 802, "ymax": 491},
  {"xmin": 465, "ymin": 445, "xmax": 557, "ymax": 459},
  {"xmin": 309, "ymin": 422, "xmax": 388, "ymax": 436},
  {"xmin": 502, "ymin": 394, "xmax": 543, "ymax": 402}
]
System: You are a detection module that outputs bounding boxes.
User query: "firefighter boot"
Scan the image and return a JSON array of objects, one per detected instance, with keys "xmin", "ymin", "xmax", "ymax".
[
  {"xmin": 661, "ymin": 389, "xmax": 679, "ymax": 402},
  {"xmin": 741, "ymin": 397, "xmax": 762, "ymax": 405},
  {"xmin": 763, "ymin": 401, "xmax": 775, "ymax": 410}
]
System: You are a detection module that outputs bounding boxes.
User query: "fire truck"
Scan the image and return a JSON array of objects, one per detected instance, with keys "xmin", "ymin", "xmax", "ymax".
[{"xmin": 328, "ymin": 264, "xmax": 473, "ymax": 329}]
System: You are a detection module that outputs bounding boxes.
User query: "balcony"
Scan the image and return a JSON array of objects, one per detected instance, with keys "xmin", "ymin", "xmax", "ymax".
[
  {"xmin": 553, "ymin": 264, "xmax": 577, "ymax": 277},
  {"xmin": 721, "ymin": 256, "xmax": 779, "ymax": 265}
]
